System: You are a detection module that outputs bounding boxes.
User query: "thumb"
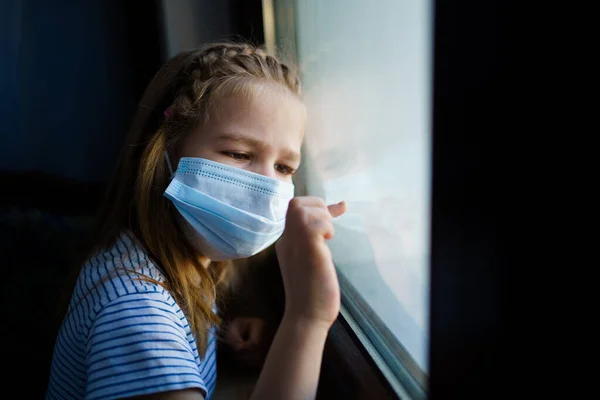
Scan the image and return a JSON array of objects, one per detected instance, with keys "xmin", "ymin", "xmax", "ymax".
[
  {"xmin": 226, "ymin": 321, "xmax": 243, "ymax": 342},
  {"xmin": 327, "ymin": 201, "xmax": 347, "ymax": 218}
]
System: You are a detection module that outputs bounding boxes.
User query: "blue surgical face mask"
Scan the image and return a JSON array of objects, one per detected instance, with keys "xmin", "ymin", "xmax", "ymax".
[{"xmin": 163, "ymin": 155, "xmax": 295, "ymax": 260}]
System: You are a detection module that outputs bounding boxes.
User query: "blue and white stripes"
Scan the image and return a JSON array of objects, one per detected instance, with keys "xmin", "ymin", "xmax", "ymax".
[{"xmin": 46, "ymin": 232, "xmax": 217, "ymax": 399}]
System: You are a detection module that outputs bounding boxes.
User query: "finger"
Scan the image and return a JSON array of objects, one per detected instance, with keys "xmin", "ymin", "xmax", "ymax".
[
  {"xmin": 227, "ymin": 332, "xmax": 245, "ymax": 350},
  {"xmin": 234, "ymin": 318, "xmax": 260, "ymax": 340},
  {"xmin": 288, "ymin": 196, "xmax": 328, "ymax": 210},
  {"xmin": 225, "ymin": 320, "xmax": 246, "ymax": 344},
  {"xmin": 327, "ymin": 201, "xmax": 347, "ymax": 218},
  {"xmin": 228, "ymin": 335, "xmax": 246, "ymax": 351},
  {"xmin": 306, "ymin": 209, "xmax": 335, "ymax": 239}
]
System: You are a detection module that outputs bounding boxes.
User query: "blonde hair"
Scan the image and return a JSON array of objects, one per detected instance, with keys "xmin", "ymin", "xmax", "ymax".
[{"xmin": 90, "ymin": 42, "xmax": 301, "ymax": 354}]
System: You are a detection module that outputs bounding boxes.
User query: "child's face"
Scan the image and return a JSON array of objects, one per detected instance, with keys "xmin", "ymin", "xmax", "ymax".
[{"xmin": 179, "ymin": 82, "xmax": 306, "ymax": 184}]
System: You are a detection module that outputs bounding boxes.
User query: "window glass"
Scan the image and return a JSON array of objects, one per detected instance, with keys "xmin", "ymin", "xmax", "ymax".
[{"xmin": 290, "ymin": 0, "xmax": 433, "ymax": 372}]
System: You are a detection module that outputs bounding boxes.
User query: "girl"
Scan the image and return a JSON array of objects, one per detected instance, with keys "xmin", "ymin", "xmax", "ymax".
[{"xmin": 46, "ymin": 42, "xmax": 346, "ymax": 400}]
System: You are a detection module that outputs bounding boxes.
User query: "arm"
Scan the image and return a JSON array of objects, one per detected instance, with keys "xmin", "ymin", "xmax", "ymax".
[
  {"xmin": 248, "ymin": 198, "xmax": 347, "ymax": 400},
  {"xmin": 249, "ymin": 316, "xmax": 329, "ymax": 400}
]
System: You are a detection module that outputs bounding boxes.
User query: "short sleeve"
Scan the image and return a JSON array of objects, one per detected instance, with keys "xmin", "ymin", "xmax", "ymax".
[{"xmin": 85, "ymin": 291, "xmax": 206, "ymax": 400}]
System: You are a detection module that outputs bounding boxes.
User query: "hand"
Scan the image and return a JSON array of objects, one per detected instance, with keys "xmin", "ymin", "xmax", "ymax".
[
  {"xmin": 275, "ymin": 197, "xmax": 347, "ymax": 329},
  {"xmin": 224, "ymin": 317, "xmax": 267, "ymax": 367}
]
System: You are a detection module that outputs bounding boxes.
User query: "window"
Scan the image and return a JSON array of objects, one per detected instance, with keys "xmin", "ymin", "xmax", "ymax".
[{"xmin": 266, "ymin": 0, "xmax": 432, "ymax": 396}]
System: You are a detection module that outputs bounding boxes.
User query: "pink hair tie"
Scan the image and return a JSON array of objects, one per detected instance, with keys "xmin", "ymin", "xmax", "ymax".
[{"xmin": 163, "ymin": 106, "xmax": 173, "ymax": 119}]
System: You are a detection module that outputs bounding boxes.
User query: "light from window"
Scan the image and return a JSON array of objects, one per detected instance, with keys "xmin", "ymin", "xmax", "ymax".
[{"xmin": 289, "ymin": 0, "xmax": 432, "ymax": 374}]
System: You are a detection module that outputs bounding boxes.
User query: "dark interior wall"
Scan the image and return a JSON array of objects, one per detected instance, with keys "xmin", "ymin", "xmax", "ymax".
[
  {"xmin": 0, "ymin": 0, "xmax": 163, "ymax": 216},
  {"xmin": 161, "ymin": 0, "xmax": 264, "ymax": 59},
  {"xmin": 0, "ymin": 0, "xmax": 145, "ymax": 182},
  {"xmin": 162, "ymin": 0, "xmax": 233, "ymax": 58}
]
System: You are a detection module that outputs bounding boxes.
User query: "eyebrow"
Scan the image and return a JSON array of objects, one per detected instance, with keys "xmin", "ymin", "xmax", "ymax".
[{"xmin": 217, "ymin": 133, "xmax": 301, "ymax": 163}]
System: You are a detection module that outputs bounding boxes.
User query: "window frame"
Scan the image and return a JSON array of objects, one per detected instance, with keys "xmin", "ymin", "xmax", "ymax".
[{"xmin": 337, "ymin": 272, "xmax": 428, "ymax": 399}]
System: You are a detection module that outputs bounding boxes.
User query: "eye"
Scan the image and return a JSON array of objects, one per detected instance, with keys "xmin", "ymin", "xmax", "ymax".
[
  {"xmin": 222, "ymin": 151, "xmax": 250, "ymax": 162},
  {"xmin": 275, "ymin": 164, "xmax": 296, "ymax": 175}
]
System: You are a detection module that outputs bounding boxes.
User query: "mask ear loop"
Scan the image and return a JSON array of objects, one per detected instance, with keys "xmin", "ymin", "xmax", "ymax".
[
  {"xmin": 165, "ymin": 151, "xmax": 175, "ymax": 179},
  {"xmin": 163, "ymin": 106, "xmax": 175, "ymax": 179}
]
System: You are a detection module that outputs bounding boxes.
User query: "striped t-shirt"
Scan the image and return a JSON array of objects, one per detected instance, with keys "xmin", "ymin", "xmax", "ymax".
[{"xmin": 46, "ymin": 232, "xmax": 218, "ymax": 400}]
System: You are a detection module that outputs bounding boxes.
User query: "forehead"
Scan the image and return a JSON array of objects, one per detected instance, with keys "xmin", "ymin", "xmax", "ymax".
[{"xmin": 201, "ymin": 81, "xmax": 306, "ymax": 151}]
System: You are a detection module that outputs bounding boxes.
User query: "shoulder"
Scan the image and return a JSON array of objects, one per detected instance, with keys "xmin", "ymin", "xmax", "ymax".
[
  {"xmin": 92, "ymin": 288, "xmax": 188, "ymax": 337},
  {"xmin": 52, "ymin": 232, "xmax": 218, "ymax": 399},
  {"xmin": 62, "ymin": 231, "xmax": 174, "ymax": 339},
  {"xmin": 71, "ymin": 231, "xmax": 167, "ymax": 309}
]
